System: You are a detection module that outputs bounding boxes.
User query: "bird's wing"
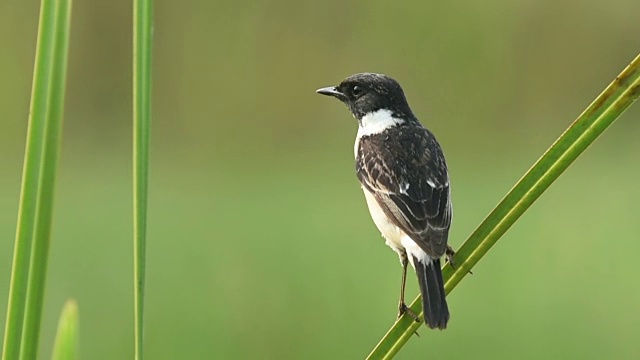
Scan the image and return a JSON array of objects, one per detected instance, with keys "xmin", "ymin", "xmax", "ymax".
[{"xmin": 356, "ymin": 127, "xmax": 451, "ymax": 257}]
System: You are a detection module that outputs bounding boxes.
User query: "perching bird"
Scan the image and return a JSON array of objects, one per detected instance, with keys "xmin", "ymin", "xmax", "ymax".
[{"xmin": 317, "ymin": 73, "xmax": 453, "ymax": 329}]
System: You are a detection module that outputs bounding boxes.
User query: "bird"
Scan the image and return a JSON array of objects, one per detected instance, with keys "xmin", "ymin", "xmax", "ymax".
[{"xmin": 316, "ymin": 73, "xmax": 453, "ymax": 329}]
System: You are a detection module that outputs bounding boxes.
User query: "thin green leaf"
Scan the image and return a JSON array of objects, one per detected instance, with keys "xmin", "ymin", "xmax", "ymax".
[
  {"xmin": 2, "ymin": 0, "xmax": 72, "ymax": 359},
  {"xmin": 51, "ymin": 300, "xmax": 79, "ymax": 360},
  {"xmin": 133, "ymin": 0, "xmax": 153, "ymax": 359},
  {"xmin": 367, "ymin": 54, "xmax": 640, "ymax": 359}
]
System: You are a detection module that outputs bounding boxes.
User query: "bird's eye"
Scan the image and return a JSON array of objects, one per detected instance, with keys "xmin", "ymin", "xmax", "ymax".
[{"xmin": 351, "ymin": 85, "xmax": 365, "ymax": 97}]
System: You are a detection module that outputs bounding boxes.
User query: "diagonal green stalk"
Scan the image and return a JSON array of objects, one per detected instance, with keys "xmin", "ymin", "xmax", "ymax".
[
  {"xmin": 51, "ymin": 300, "xmax": 79, "ymax": 360},
  {"xmin": 2, "ymin": 0, "xmax": 72, "ymax": 359},
  {"xmin": 133, "ymin": 0, "xmax": 153, "ymax": 359},
  {"xmin": 367, "ymin": 54, "xmax": 640, "ymax": 359}
]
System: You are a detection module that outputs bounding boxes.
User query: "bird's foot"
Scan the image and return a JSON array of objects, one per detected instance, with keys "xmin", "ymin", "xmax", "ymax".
[
  {"xmin": 446, "ymin": 245, "xmax": 473, "ymax": 274},
  {"xmin": 398, "ymin": 303, "xmax": 421, "ymax": 337},
  {"xmin": 445, "ymin": 246, "xmax": 457, "ymax": 269},
  {"xmin": 397, "ymin": 303, "xmax": 420, "ymax": 322}
]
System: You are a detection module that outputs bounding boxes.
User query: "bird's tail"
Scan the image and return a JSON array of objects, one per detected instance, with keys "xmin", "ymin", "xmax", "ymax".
[{"xmin": 413, "ymin": 256, "xmax": 449, "ymax": 329}]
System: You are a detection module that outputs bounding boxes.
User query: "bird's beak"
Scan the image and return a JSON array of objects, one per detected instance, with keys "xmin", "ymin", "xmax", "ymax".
[{"xmin": 316, "ymin": 86, "xmax": 346, "ymax": 100}]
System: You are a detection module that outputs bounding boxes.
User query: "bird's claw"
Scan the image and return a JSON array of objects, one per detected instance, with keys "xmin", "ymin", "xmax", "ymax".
[
  {"xmin": 445, "ymin": 245, "xmax": 473, "ymax": 275},
  {"xmin": 398, "ymin": 303, "xmax": 420, "ymax": 323},
  {"xmin": 398, "ymin": 303, "xmax": 421, "ymax": 337}
]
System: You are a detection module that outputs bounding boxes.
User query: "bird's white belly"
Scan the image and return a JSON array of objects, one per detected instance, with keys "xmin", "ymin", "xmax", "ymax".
[
  {"xmin": 363, "ymin": 189, "xmax": 404, "ymax": 252},
  {"xmin": 362, "ymin": 188, "xmax": 433, "ymax": 267}
]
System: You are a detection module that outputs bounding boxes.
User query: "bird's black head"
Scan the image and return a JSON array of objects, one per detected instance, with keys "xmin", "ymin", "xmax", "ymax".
[{"xmin": 316, "ymin": 73, "xmax": 414, "ymax": 120}]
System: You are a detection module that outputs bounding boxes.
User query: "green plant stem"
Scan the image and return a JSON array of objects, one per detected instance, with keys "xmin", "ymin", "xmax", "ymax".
[
  {"xmin": 367, "ymin": 54, "xmax": 640, "ymax": 359},
  {"xmin": 133, "ymin": 0, "xmax": 152, "ymax": 359},
  {"xmin": 2, "ymin": 0, "xmax": 72, "ymax": 359},
  {"xmin": 51, "ymin": 300, "xmax": 79, "ymax": 360}
]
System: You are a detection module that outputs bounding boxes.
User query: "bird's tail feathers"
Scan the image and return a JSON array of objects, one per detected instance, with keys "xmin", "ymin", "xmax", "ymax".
[{"xmin": 413, "ymin": 256, "xmax": 449, "ymax": 329}]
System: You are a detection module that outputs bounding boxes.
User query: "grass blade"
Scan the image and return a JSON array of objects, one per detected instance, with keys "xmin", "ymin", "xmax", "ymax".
[
  {"xmin": 133, "ymin": 0, "xmax": 153, "ymax": 359},
  {"xmin": 367, "ymin": 54, "xmax": 640, "ymax": 359},
  {"xmin": 51, "ymin": 300, "xmax": 79, "ymax": 360},
  {"xmin": 2, "ymin": 0, "xmax": 72, "ymax": 358}
]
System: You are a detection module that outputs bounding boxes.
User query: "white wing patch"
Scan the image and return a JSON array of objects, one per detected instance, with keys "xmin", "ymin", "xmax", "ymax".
[{"xmin": 399, "ymin": 182, "xmax": 410, "ymax": 195}]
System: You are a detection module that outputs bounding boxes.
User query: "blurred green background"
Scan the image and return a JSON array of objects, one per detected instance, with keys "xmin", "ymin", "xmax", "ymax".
[{"xmin": 1, "ymin": 0, "xmax": 640, "ymax": 359}]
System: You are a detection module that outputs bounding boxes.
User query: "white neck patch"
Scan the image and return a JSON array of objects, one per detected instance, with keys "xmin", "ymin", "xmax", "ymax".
[{"xmin": 356, "ymin": 109, "xmax": 404, "ymax": 138}]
